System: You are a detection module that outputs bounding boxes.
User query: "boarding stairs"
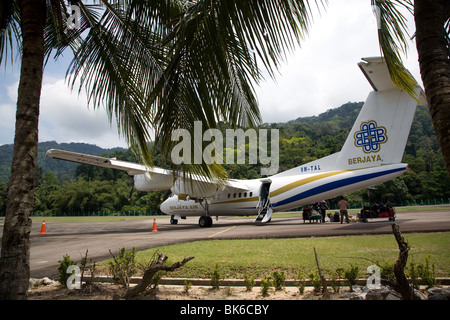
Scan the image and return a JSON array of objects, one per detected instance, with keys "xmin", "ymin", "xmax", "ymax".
[{"xmin": 255, "ymin": 199, "xmax": 273, "ymax": 223}]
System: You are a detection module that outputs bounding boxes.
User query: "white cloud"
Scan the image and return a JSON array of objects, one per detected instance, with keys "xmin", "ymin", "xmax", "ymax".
[
  {"xmin": 0, "ymin": 102, "xmax": 16, "ymax": 142},
  {"xmin": 255, "ymin": 0, "xmax": 421, "ymax": 123},
  {"xmin": 38, "ymin": 77, "xmax": 129, "ymax": 148},
  {"xmin": 0, "ymin": 76, "xmax": 129, "ymax": 148}
]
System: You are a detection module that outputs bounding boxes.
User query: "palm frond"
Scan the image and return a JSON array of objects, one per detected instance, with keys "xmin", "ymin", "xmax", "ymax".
[
  {"xmin": 372, "ymin": 0, "xmax": 418, "ymax": 98},
  {"xmin": 151, "ymin": 0, "xmax": 321, "ymax": 175},
  {"xmin": 44, "ymin": 0, "xmax": 100, "ymax": 62},
  {"xmin": 0, "ymin": 0, "xmax": 21, "ymax": 66},
  {"xmin": 66, "ymin": 0, "xmax": 170, "ymax": 166}
]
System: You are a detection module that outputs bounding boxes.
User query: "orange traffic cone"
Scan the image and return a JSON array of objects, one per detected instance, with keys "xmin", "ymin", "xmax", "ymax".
[
  {"xmin": 152, "ymin": 219, "xmax": 158, "ymax": 232},
  {"xmin": 39, "ymin": 220, "xmax": 47, "ymax": 235}
]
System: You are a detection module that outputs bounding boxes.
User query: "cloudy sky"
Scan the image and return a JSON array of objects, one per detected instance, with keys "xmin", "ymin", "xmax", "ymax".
[{"xmin": 0, "ymin": 0, "xmax": 422, "ymax": 149}]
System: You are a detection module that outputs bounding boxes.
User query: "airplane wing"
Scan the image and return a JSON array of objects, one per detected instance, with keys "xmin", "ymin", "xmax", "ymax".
[
  {"xmin": 223, "ymin": 179, "xmax": 250, "ymax": 191},
  {"xmin": 46, "ymin": 149, "xmax": 249, "ymax": 196},
  {"xmin": 46, "ymin": 148, "xmax": 164, "ymax": 175}
]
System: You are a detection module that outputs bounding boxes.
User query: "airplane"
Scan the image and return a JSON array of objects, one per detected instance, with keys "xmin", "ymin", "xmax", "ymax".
[{"xmin": 46, "ymin": 57, "xmax": 426, "ymax": 228}]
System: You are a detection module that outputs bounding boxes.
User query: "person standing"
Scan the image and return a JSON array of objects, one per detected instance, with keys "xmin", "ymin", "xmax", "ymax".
[
  {"xmin": 319, "ymin": 200, "xmax": 329, "ymax": 223},
  {"xmin": 337, "ymin": 196, "xmax": 349, "ymax": 224}
]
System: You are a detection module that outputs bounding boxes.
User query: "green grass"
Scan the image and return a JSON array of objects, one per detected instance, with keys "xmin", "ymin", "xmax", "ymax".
[
  {"xmin": 395, "ymin": 206, "xmax": 450, "ymax": 212},
  {"xmin": 130, "ymin": 232, "xmax": 450, "ymax": 280}
]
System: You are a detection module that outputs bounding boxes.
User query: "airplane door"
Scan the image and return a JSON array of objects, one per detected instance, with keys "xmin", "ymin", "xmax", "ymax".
[{"xmin": 255, "ymin": 179, "xmax": 273, "ymax": 223}]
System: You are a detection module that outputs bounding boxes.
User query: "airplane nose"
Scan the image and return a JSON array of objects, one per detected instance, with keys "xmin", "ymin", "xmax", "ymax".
[{"xmin": 160, "ymin": 198, "xmax": 170, "ymax": 214}]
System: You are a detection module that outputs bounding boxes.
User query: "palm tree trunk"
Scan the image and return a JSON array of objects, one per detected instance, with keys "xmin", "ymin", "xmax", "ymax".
[
  {"xmin": 414, "ymin": 0, "xmax": 450, "ymax": 176},
  {"xmin": 0, "ymin": 0, "xmax": 46, "ymax": 300}
]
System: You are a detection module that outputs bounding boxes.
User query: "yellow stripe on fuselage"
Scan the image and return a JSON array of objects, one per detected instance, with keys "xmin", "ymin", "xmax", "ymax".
[
  {"xmin": 269, "ymin": 170, "xmax": 347, "ymax": 198},
  {"xmin": 212, "ymin": 170, "xmax": 348, "ymax": 205}
]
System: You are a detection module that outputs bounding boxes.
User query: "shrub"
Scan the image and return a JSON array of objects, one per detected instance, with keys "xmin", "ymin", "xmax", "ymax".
[
  {"xmin": 183, "ymin": 280, "xmax": 192, "ymax": 295},
  {"xmin": 295, "ymin": 268, "xmax": 306, "ymax": 295},
  {"xmin": 57, "ymin": 254, "xmax": 77, "ymax": 288},
  {"xmin": 260, "ymin": 276, "xmax": 272, "ymax": 296},
  {"xmin": 271, "ymin": 269, "xmax": 286, "ymax": 290},
  {"xmin": 308, "ymin": 271, "xmax": 321, "ymax": 293},
  {"xmin": 244, "ymin": 273, "xmax": 255, "ymax": 292},
  {"xmin": 377, "ymin": 260, "xmax": 395, "ymax": 284},
  {"xmin": 344, "ymin": 264, "xmax": 359, "ymax": 291},
  {"xmin": 210, "ymin": 263, "xmax": 222, "ymax": 289},
  {"xmin": 416, "ymin": 255, "xmax": 436, "ymax": 288},
  {"xmin": 331, "ymin": 267, "xmax": 345, "ymax": 293},
  {"xmin": 408, "ymin": 260, "xmax": 420, "ymax": 290},
  {"xmin": 108, "ymin": 247, "xmax": 137, "ymax": 288}
]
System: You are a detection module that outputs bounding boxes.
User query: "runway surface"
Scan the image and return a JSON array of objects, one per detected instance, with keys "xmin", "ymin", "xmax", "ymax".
[{"xmin": 1, "ymin": 207, "xmax": 448, "ymax": 278}]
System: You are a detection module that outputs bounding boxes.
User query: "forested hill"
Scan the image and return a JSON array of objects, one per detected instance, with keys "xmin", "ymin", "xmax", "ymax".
[
  {"xmin": 0, "ymin": 141, "xmax": 126, "ymax": 183},
  {"xmin": 289, "ymin": 101, "xmax": 363, "ymax": 125}
]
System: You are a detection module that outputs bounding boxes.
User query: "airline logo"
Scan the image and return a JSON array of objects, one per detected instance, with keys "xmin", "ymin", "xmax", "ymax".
[{"xmin": 354, "ymin": 120, "xmax": 387, "ymax": 153}]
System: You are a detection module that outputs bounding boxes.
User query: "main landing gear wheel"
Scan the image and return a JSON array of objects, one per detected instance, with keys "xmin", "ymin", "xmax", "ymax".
[{"xmin": 199, "ymin": 216, "xmax": 213, "ymax": 228}]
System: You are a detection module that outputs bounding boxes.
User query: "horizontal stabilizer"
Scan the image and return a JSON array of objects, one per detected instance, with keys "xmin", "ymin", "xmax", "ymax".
[
  {"xmin": 358, "ymin": 57, "xmax": 426, "ymax": 104},
  {"xmin": 358, "ymin": 57, "xmax": 397, "ymax": 92}
]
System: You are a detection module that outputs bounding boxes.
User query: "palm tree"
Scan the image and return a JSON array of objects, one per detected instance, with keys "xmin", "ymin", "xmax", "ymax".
[
  {"xmin": 0, "ymin": 0, "xmax": 47, "ymax": 300},
  {"xmin": 414, "ymin": 0, "xmax": 450, "ymax": 176},
  {"xmin": 0, "ymin": 0, "xmax": 319, "ymax": 299},
  {"xmin": 374, "ymin": 0, "xmax": 450, "ymax": 176}
]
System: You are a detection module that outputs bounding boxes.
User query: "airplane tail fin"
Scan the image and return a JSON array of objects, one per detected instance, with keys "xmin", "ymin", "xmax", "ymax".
[{"xmin": 335, "ymin": 57, "xmax": 424, "ymax": 170}]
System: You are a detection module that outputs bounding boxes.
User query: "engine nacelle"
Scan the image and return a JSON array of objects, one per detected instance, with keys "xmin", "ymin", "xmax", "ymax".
[
  {"xmin": 134, "ymin": 173, "xmax": 174, "ymax": 191},
  {"xmin": 171, "ymin": 178, "xmax": 217, "ymax": 198}
]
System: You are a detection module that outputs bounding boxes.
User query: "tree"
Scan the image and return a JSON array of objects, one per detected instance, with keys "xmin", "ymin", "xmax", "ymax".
[
  {"xmin": 0, "ymin": 0, "xmax": 47, "ymax": 300},
  {"xmin": 374, "ymin": 0, "xmax": 450, "ymax": 177},
  {"xmin": 414, "ymin": 0, "xmax": 450, "ymax": 176},
  {"xmin": 0, "ymin": 0, "xmax": 320, "ymax": 299}
]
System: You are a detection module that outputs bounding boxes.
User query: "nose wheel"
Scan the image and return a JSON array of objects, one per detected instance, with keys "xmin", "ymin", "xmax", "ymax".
[
  {"xmin": 170, "ymin": 216, "xmax": 178, "ymax": 225},
  {"xmin": 199, "ymin": 216, "xmax": 213, "ymax": 228}
]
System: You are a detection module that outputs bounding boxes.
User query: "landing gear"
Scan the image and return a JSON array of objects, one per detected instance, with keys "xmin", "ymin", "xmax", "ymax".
[
  {"xmin": 198, "ymin": 198, "xmax": 213, "ymax": 228},
  {"xmin": 199, "ymin": 216, "xmax": 213, "ymax": 228},
  {"xmin": 170, "ymin": 216, "xmax": 178, "ymax": 225}
]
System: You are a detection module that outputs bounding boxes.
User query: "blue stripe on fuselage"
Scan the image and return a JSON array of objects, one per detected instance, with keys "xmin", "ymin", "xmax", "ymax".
[{"xmin": 272, "ymin": 167, "xmax": 405, "ymax": 208}]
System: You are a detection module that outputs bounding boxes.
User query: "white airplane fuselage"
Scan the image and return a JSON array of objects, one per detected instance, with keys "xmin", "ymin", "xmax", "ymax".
[{"xmin": 160, "ymin": 163, "xmax": 407, "ymax": 217}]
